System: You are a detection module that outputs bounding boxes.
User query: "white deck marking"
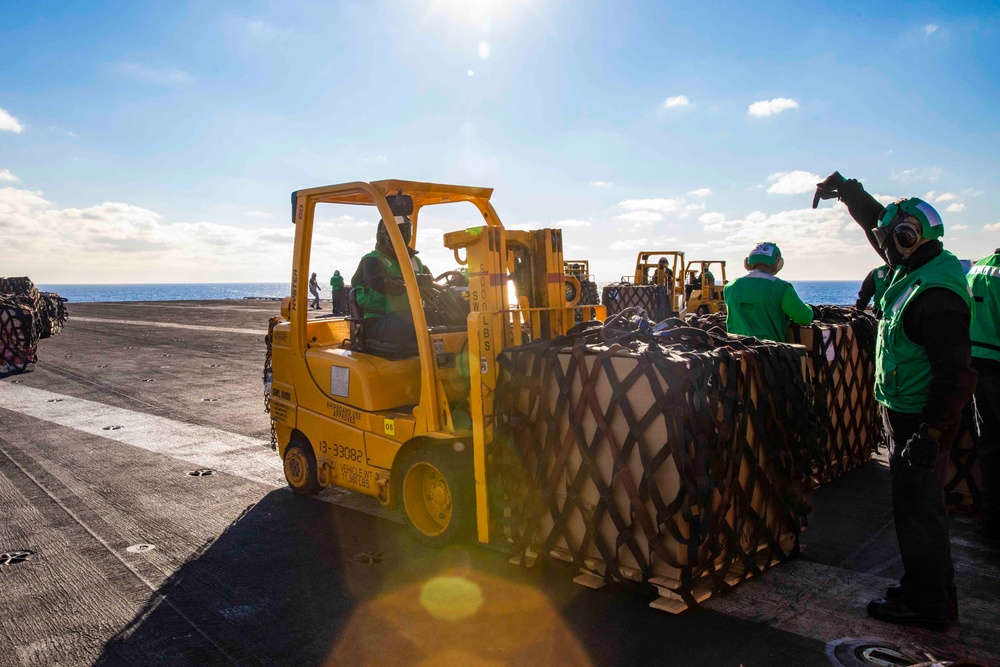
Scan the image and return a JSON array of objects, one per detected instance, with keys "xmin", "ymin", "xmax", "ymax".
[
  {"xmin": 0, "ymin": 382, "xmax": 399, "ymax": 520},
  {"xmin": 71, "ymin": 317, "xmax": 264, "ymax": 336}
]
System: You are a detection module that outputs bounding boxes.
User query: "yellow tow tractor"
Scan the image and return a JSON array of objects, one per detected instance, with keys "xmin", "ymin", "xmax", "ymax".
[
  {"xmin": 631, "ymin": 251, "xmax": 686, "ymax": 313},
  {"xmin": 684, "ymin": 260, "xmax": 728, "ymax": 316},
  {"xmin": 267, "ymin": 179, "xmax": 605, "ymax": 545}
]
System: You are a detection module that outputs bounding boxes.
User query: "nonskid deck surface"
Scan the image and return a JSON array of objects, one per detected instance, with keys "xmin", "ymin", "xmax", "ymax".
[{"xmin": 0, "ymin": 300, "xmax": 996, "ymax": 667}]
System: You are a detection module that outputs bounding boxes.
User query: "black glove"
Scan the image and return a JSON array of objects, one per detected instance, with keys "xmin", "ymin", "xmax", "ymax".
[
  {"xmin": 416, "ymin": 272, "xmax": 434, "ymax": 289},
  {"xmin": 812, "ymin": 171, "xmax": 845, "ymax": 209},
  {"xmin": 900, "ymin": 423, "xmax": 939, "ymax": 471}
]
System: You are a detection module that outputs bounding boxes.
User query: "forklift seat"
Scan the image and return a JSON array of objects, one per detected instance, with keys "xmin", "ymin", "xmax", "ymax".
[{"xmin": 347, "ymin": 288, "xmax": 420, "ymax": 359}]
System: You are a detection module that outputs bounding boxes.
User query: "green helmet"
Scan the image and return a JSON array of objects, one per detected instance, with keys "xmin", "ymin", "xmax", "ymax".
[
  {"xmin": 747, "ymin": 241, "xmax": 782, "ymax": 267},
  {"xmin": 878, "ymin": 197, "xmax": 944, "ymax": 241}
]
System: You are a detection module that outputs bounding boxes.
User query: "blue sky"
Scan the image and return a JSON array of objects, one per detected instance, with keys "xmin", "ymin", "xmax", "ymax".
[{"xmin": 2, "ymin": 0, "xmax": 998, "ymax": 283}]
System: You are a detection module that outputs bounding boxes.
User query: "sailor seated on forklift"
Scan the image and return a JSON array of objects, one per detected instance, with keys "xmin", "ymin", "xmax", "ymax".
[
  {"xmin": 351, "ymin": 215, "xmax": 440, "ymax": 349},
  {"xmin": 685, "ymin": 269, "xmax": 715, "ymax": 299},
  {"xmin": 652, "ymin": 257, "xmax": 674, "ymax": 287},
  {"xmin": 724, "ymin": 241, "xmax": 815, "ymax": 343}
]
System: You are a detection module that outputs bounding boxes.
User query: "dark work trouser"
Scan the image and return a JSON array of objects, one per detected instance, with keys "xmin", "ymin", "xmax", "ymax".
[
  {"xmin": 882, "ymin": 407, "xmax": 955, "ymax": 618},
  {"xmin": 366, "ymin": 312, "xmax": 417, "ymax": 346},
  {"xmin": 331, "ymin": 289, "xmax": 345, "ymax": 314},
  {"xmin": 975, "ymin": 373, "xmax": 1000, "ymax": 524}
]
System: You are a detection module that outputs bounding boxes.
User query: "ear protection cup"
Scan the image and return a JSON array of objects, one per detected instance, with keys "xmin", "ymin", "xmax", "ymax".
[{"xmin": 774, "ymin": 257, "xmax": 785, "ymax": 274}]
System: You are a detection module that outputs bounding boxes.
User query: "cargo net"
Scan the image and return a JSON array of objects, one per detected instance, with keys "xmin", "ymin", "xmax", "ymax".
[
  {"xmin": 491, "ymin": 308, "xmax": 823, "ymax": 610},
  {"xmin": 263, "ymin": 316, "xmax": 280, "ymax": 450},
  {"xmin": 945, "ymin": 402, "xmax": 981, "ymax": 513},
  {"xmin": 579, "ymin": 279, "xmax": 600, "ymax": 306},
  {"xmin": 0, "ymin": 298, "xmax": 37, "ymax": 376},
  {"xmin": 601, "ymin": 284, "xmax": 675, "ymax": 323},
  {"xmin": 0, "ymin": 277, "xmax": 67, "ymax": 377},
  {"xmin": 686, "ymin": 305, "xmax": 881, "ymax": 487}
]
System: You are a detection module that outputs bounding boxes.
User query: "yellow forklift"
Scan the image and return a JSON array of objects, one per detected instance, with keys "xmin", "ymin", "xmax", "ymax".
[
  {"xmin": 563, "ymin": 259, "xmax": 599, "ymax": 306},
  {"xmin": 629, "ymin": 251, "xmax": 686, "ymax": 313},
  {"xmin": 684, "ymin": 260, "xmax": 727, "ymax": 315},
  {"xmin": 267, "ymin": 180, "xmax": 604, "ymax": 546}
]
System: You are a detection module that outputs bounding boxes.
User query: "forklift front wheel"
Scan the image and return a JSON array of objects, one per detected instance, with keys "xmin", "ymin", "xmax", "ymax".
[
  {"xmin": 284, "ymin": 441, "xmax": 321, "ymax": 496},
  {"xmin": 697, "ymin": 305, "xmax": 710, "ymax": 316},
  {"xmin": 400, "ymin": 449, "xmax": 471, "ymax": 547}
]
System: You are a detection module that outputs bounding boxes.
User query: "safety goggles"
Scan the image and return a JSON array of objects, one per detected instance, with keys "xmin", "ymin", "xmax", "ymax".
[{"xmin": 872, "ymin": 209, "xmax": 919, "ymax": 249}]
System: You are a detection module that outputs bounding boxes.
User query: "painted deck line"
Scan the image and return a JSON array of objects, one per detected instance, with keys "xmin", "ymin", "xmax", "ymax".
[
  {"xmin": 130, "ymin": 304, "xmax": 282, "ymax": 313},
  {"xmin": 0, "ymin": 383, "xmax": 399, "ymax": 521},
  {"xmin": 70, "ymin": 316, "xmax": 265, "ymax": 336}
]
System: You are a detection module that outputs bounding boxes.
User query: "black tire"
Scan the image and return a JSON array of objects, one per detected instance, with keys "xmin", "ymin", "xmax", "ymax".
[
  {"xmin": 697, "ymin": 305, "xmax": 710, "ymax": 316},
  {"xmin": 564, "ymin": 280, "xmax": 579, "ymax": 304},
  {"xmin": 397, "ymin": 446, "xmax": 473, "ymax": 547},
  {"xmin": 284, "ymin": 441, "xmax": 321, "ymax": 496}
]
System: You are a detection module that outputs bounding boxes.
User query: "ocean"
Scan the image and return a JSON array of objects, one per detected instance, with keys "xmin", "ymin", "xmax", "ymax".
[{"xmin": 38, "ymin": 280, "xmax": 863, "ymax": 306}]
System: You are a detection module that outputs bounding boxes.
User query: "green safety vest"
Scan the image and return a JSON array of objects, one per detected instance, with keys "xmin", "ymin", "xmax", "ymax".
[
  {"xmin": 351, "ymin": 249, "xmax": 425, "ymax": 319},
  {"xmin": 968, "ymin": 252, "xmax": 1000, "ymax": 365},
  {"xmin": 724, "ymin": 270, "xmax": 813, "ymax": 343},
  {"xmin": 872, "ymin": 264, "xmax": 891, "ymax": 310},
  {"xmin": 330, "ymin": 273, "xmax": 344, "ymax": 291},
  {"xmin": 875, "ymin": 249, "xmax": 972, "ymax": 413}
]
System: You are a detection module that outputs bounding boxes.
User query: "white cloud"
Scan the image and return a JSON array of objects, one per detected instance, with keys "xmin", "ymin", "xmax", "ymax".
[
  {"xmin": 590, "ymin": 181, "xmax": 613, "ymax": 188},
  {"xmin": 610, "ymin": 238, "xmax": 649, "ymax": 251},
  {"xmin": 951, "ymin": 224, "xmax": 969, "ymax": 231},
  {"xmin": 615, "ymin": 211, "xmax": 663, "ymax": 223},
  {"xmin": 698, "ymin": 212, "xmax": 725, "ymax": 225},
  {"xmin": 873, "ymin": 193, "xmax": 898, "ymax": 205},
  {"xmin": 618, "ymin": 197, "xmax": 681, "ymax": 212},
  {"xmin": 478, "ymin": 41, "xmax": 491, "ymax": 60},
  {"xmin": 0, "ymin": 107, "xmax": 24, "ymax": 133},
  {"xmin": 683, "ymin": 202, "xmax": 706, "ymax": 214},
  {"xmin": 115, "ymin": 63, "xmax": 192, "ymax": 85},
  {"xmin": 0, "ymin": 169, "xmax": 19, "ymax": 182},
  {"xmin": 962, "ymin": 188, "xmax": 984, "ymax": 197},
  {"xmin": 662, "ymin": 95, "xmax": 689, "ymax": 109},
  {"xmin": 549, "ymin": 218, "xmax": 591, "ymax": 228},
  {"xmin": 922, "ymin": 23, "xmax": 939, "ymax": 37},
  {"xmin": 946, "ymin": 202, "xmax": 965, "ymax": 213},
  {"xmin": 766, "ymin": 171, "xmax": 821, "ymax": 195},
  {"xmin": 984, "ymin": 223, "xmax": 1000, "ymax": 232},
  {"xmin": 747, "ymin": 98, "xmax": 799, "ymax": 117},
  {"xmin": 687, "ymin": 188, "xmax": 712, "ymax": 197},
  {"xmin": 923, "ymin": 191, "xmax": 956, "ymax": 203},
  {"xmin": 891, "ymin": 166, "xmax": 942, "ymax": 183},
  {"xmin": 245, "ymin": 210, "xmax": 271, "ymax": 218}
]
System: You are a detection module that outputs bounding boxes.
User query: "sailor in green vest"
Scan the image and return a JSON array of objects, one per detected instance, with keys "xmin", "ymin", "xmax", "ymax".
[
  {"xmin": 814, "ymin": 172, "xmax": 977, "ymax": 631},
  {"xmin": 329, "ymin": 270, "xmax": 345, "ymax": 315},
  {"xmin": 724, "ymin": 241, "xmax": 815, "ymax": 342},
  {"xmin": 351, "ymin": 215, "xmax": 434, "ymax": 347},
  {"xmin": 855, "ymin": 263, "xmax": 893, "ymax": 318},
  {"xmin": 968, "ymin": 248, "xmax": 1000, "ymax": 539}
]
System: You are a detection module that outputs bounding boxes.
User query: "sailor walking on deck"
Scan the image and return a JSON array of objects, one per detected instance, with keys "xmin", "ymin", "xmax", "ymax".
[
  {"xmin": 723, "ymin": 242, "xmax": 815, "ymax": 342},
  {"xmin": 814, "ymin": 171, "xmax": 977, "ymax": 631},
  {"xmin": 968, "ymin": 248, "xmax": 1000, "ymax": 540},
  {"xmin": 309, "ymin": 272, "xmax": 321, "ymax": 310}
]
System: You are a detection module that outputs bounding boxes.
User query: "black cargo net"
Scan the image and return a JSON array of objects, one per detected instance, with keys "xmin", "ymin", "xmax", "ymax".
[
  {"xmin": 491, "ymin": 310, "xmax": 822, "ymax": 610},
  {"xmin": 686, "ymin": 305, "xmax": 882, "ymax": 486},
  {"xmin": 0, "ymin": 277, "xmax": 67, "ymax": 377},
  {"xmin": 263, "ymin": 316, "xmax": 280, "ymax": 450},
  {"xmin": 601, "ymin": 284, "xmax": 675, "ymax": 322},
  {"xmin": 579, "ymin": 280, "xmax": 600, "ymax": 306}
]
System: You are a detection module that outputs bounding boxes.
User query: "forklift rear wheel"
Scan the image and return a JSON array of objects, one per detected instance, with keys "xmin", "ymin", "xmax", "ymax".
[
  {"xmin": 697, "ymin": 305, "xmax": 710, "ymax": 316},
  {"xmin": 400, "ymin": 448, "xmax": 472, "ymax": 547},
  {"xmin": 284, "ymin": 442, "xmax": 321, "ymax": 496}
]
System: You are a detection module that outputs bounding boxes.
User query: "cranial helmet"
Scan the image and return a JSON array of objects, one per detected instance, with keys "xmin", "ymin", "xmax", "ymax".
[
  {"xmin": 746, "ymin": 241, "xmax": 783, "ymax": 272},
  {"xmin": 376, "ymin": 215, "xmax": 412, "ymax": 252},
  {"xmin": 874, "ymin": 198, "xmax": 943, "ymax": 251}
]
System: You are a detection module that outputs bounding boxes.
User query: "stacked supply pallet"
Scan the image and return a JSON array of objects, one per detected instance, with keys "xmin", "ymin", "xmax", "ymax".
[
  {"xmin": 0, "ymin": 277, "xmax": 68, "ymax": 377},
  {"xmin": 490, "ymin": 317, "xmax": 822, "ymax": 613},
  {"xmin": 601, "ymin": 283, "xmax": 675, "ymax": 322}
]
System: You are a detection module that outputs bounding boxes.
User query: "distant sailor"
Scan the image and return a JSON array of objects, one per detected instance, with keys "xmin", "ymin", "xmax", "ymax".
[
  {"xmin": 724, "ymin": 241, "xmax": 815, "ymax": 342},
  {"xmin": 856, "ymin": 263, "xmax": 893, "ymax": 318},
  {"xmin": 330, "ymin": 270, "xmax": 345, "ymax": 315},
  {"xmin": 308, "ymin": 272, "xmax": 321, "ymax": 310},
  {"xmin": 968, "ymin": 248, "xmax": 1000, "ymax": 540},
  {"xmin": 814, "ymin": 171, "xmax": 976, "ymax": 631}
]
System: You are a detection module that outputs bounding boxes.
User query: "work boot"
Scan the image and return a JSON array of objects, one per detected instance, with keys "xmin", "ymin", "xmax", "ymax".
[
  {"xmin": 885, "ymin": 584, "xmax": 958, "ymax": 621},
  {"xmin": 867, "ymin": 598, "xmax": 949, "ymax": 632}
]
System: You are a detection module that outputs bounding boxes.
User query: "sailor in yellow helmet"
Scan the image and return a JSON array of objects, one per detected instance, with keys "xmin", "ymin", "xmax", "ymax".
[
  {"xmin": 968, "ymin": 247, "xmax": 1000, "ymax": 540},
  {"xmin": 723, "ymin": 241, "xmax": 815, "ymax": 342},
  {"xmin": 814, "ymin": 171, "xmax": 976, "ymax": 632}
]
